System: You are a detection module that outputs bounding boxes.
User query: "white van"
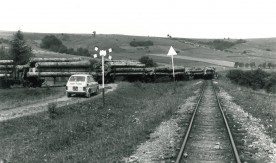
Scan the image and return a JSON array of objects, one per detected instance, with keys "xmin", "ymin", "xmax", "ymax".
[{"xmin": 66, "ymin": 74, "xmax": 99, "ymax": 98}]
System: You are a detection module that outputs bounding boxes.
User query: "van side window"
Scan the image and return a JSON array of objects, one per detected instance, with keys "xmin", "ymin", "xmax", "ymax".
[
  {"xmin": 87, "ymin": 76, "xmax": 91, "ymax": 83},
  {"xmin": 90, "ymin": 76, "xmax": 95, "ymax": 82}
]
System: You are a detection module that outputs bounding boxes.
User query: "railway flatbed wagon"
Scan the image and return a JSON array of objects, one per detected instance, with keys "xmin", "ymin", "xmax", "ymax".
[{"xmin": 203, "ymin": 67, "xmax": 216, "ymax": 79}]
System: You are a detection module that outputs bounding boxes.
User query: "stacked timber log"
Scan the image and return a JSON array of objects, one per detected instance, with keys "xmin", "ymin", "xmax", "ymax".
[
  {"xmin": 185, "ymin": 67, "xmax": 205, "ymax": 78},
  {"xmin": 27, "ymin": 60, "xmax": 93, "ymax": 77},
  {"xmin": 0, "ymin": 60, "xmax": 13, "ymax": 77},
  {"xmin": 0, "ymin": 60, "xmax": 14, "ymax": 88},
  {"xmin": 107, "ymin": 60, "xmax": 145, "ymax": 68},
  {"xmin": 154, "ymin": 66, "xmax": 185, "ymax": 76},
  {"xmin": 106, "ymin": 60, "xmax": 146, "ymax": 76},
  {"xmin": 29, "ymin": 57, "xmax": 82, "ymax": 67}
]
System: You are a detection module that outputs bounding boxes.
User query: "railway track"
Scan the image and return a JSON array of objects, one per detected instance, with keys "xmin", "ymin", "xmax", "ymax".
[{"xmin": 176, "ymin": 80, "xmax": 241, "ymax": 163}]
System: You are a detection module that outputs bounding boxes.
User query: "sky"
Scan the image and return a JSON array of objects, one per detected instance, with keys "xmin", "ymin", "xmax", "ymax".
[{"xmin": 0, "ymin": 0, "xmax": 276, "ymax": 38}]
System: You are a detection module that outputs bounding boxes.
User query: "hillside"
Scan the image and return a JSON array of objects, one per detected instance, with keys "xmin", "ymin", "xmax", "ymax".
[{"xmin": 1, "ymin": 30, "xmax": 276, "ymax": 67}]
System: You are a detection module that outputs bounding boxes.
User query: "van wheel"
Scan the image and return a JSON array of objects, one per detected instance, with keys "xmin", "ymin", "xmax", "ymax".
[
  {"xmin": 66, "ymin": 92, "xmax": 71, "ymax": 97},
  {"xmin": 86, "ymin": 89, "xmax": 91, "ymax": 98}
]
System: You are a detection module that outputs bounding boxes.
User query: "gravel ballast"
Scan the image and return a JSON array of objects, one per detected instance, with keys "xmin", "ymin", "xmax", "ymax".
[{"xmin": 218, "ymin": 87, "xmax": 276, "ymax": 162}]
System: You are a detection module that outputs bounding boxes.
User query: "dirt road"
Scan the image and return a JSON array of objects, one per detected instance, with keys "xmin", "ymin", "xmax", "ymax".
[
  {"xmin": 149, "ymin": 54, "xmax": 235, "ymax": 67},
  {"xmin": 0, "ymin": 84, "xmax": 118, "ymax": 122}
]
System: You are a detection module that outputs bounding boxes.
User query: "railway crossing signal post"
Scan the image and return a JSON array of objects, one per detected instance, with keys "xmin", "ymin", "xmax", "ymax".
[
  {"xmin": 94, "ymin": 47, "xmax": 112, "ymax": 107},
  {"xmin": 167, "ymin": 46, "xmax": 177, "ymax": 81}
]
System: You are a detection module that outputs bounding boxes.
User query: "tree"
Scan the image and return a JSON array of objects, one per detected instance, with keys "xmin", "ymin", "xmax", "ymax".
[
  {"xmin": 139, "ymin": 56, "xmax": 157, "ymax": 67},
  {"xmin": 238, "ymin": 62, "xmax": 244, "ymax": 68},
  {"xmin": 268, "ymin": 62, "xmax": 272, "ymax": 69},
  {"xmin": 40, "ymin": 35, "xmax": 63, "ymax": 49},
  {"xmin": 272, "ymin": 63, "xmax": 275, "ymax": 69},
  {"xmin": 0, "ymin": 46, "xmax": 10, "ymax": 60},
  {"xmin": 245, "ymin": 63, "xmax": 249, "ymax": 68},
  {"xmin": 250, "ymin": 62, "xmax": 256, "ymax": 68},
  {"xmin": 40, "ymin": 35, "xmax": 68, "ymax": 53},
  {"xmin": 263, "ymin": 62, "xmax": 267, "ymax": 69},
  {"xmin": 9, "ymin": 30, "xmax": 33, "ymax": 65},
  {"xmin": 234, "ymin": 62, "xmax": 239, "ymax": 68}
]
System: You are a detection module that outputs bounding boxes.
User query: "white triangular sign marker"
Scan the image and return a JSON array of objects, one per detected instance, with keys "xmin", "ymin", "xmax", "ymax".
[
  {"xmin": 108, "ymin": 48, "xmax": 112, "ymax": 53},
  {"xmin": 167, "ymin": 46, "xmax": 177, "ymax": 56},
  {"xmin": 94, "ymin": 47, "xmax": 99, "ymax": 51}
]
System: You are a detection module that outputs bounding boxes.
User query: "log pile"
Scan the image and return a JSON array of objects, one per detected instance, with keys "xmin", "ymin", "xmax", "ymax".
[
  {"xmin": 29, "ymin": 57, "xmax": 82, "ymax": 63},
  {"xmin": 27, "ymin": 72, "xmax": 92, "ymax": 77},
  {"xmin": 154, "ymin": 66, "xmax": 185, "ymax": 76},
  {"xmin": 0, "ymin": 60, "xmax": 13, "ymax": 78},
  {"xmin": 27, "ymin": 60, "xmax": 94, "ymax": 77},
  {"xmin": 106, "ymin": 60, "xmax": 146, "ymax": 76},
  {"xmin": 185, "ymin": 67, "xmax": 205, "ymax": 77},
  {"xmin": 35, "ymin": 61, "xmax": 91, "ymax": 68},
  {"xmin": 107, "ymin": 60, "xmax": 145, "ymax": 68}
]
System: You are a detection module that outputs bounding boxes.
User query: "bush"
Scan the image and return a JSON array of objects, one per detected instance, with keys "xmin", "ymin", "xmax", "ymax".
[
  {"xmin": 139, "ymin": 56, "xmax": 157, "ymax": 67},
  {"xmin": 0, "ymin": 46, "xmax": 10, "ymax": 60},
  {"xmin": 226, "ymin": 69, "xmax": 276, "ymax": 93},
  {"xmin": 40, "ymin": 35, "xmax": 64, "ymax": 50},
  {"xmin": 234, "ymin": 62, "xmax": 239, "ymax": 68},
  {"xmin": 40, "ymin": 35, "xmax": 91, "ymax": 56},
  {"xmin": 48, "ymin": 102, "xmax": 58, "ymax": 119},
  {"xmin": 0, "ymin": 38, "xmax": 9, "ymax": 44},
  {"xmin": 198, "ymin": 39, "xmax": 246, "ymax": 50},
  {"xmin": 130, "ymin": 40, "xmax": 154, "ymax": 47},
  {"xmin": 239, "ymin": 62, "xmax": 244, "ymax": 67}
]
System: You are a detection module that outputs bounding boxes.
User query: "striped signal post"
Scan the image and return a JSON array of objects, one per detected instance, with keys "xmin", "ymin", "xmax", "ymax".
[{"xmin": 93, "ymin": 47, "xmax": 112, "ymax": 107}]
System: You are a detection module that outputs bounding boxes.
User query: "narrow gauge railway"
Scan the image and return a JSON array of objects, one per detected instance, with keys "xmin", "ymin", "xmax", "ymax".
[{"xmin": 176, "ymin": 80, "xmax": 240, "ymax": 163}]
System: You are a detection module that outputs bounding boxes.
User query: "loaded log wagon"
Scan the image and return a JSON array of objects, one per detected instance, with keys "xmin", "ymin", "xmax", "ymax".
[
  {"xmin": 152, "ymin": 66, "xmax": 187, "ymax": 81},
  {"xmin": 93, "ymin": 60, "xmax": 148, "ymax": 83},
  {"xmin": 24, "ymin": 57, "xmax": 94, "ymax": 87},
  {"xmin": 96, "ymin": 60, "xmax": 190, "ymax": 82},
  {"xmin": 185, "ymin": 67, "xmax": 205, "ymax": 79},
  {"xmin": 0, "ymin": 58, "xmax": 217, "ymax": 88},
  {"xmin": 0, "ymin": 60, "xmax": 15, "ymax": 88},
  {"xmin": 203, "ymin": 67, "xmax": 216, "ymax": 79}
]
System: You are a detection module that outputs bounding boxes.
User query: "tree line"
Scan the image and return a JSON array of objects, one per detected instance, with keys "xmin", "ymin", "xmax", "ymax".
[
  {"xmin": 234, "ymin": 62, "xmax": 275, "ymax": 69},
  {"xmin": 129, "ymin": 40, "xmax": 154, "ymax": 47},
  {"xmin": 198, "ymin": 39, "xmax": 246, "ymax": 50}
]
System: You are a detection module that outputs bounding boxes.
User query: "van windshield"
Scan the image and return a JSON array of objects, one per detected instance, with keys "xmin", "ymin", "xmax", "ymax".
[{"xmin": 69, "ymin": 76, "xmax": 85, "ymax": 82}]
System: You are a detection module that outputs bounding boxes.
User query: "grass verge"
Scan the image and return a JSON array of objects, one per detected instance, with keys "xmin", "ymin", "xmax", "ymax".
[
  {"xmin": 216, "ymin": 74, "xmax": 276, "ymax": 142},
  {"xmin": 0, "ymin": 87, "xmax": 65, "ymax": 110},
  {"xmin": 0, "ymin": 80, "xmax": 200, "ymax": 163}
]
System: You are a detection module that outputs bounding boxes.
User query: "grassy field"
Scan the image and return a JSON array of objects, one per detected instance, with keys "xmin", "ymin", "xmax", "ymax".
[
  {"xmin": 1, "ymin": 30, "xmax": 276, "ymax": 67},
  {"xmin": 0, "ymin": 80, "xmax": 200, "ymax": 162},
  {"xmin": 216, "ymin": 73, "xmax": 276, "ymax": 142},
  {"xmin": 0, "ymin": 87, "xmax": 65, "ymax": 110}
]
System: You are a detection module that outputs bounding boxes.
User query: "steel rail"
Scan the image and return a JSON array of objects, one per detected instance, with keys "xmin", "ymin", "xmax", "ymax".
[
  {"xmin": 212, "ymin": 81, "xmax": 241, "ymax": 163},
  {"xmin": 175, "ymin": 81, "xmax": 206, "ymax": 163}
]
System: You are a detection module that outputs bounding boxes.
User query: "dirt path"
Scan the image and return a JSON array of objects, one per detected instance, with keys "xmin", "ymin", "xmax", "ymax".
[
  {"xmin": 0, "ymin": 84, "xmax": 118, "ymax": 122},
  {"xmin": 149, "ymin": 54, "xmax": 234, "ymax": 67}
]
